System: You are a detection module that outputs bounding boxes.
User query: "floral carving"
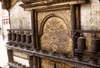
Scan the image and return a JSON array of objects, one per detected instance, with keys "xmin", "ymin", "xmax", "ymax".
[{"xmin": 41, "ymin": 17, "xmax": 72, "ymax": 53}]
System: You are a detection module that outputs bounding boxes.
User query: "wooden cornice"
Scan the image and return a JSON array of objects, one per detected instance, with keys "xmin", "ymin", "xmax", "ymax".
[{"xmin": 20, "ymin": 0, "xmax": 86, "ymax": 10}]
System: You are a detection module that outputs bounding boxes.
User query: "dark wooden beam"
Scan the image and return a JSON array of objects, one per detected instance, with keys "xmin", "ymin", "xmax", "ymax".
[
  {"xmin": 6, "ymin": 45, "xmax": 100, "ymax": 68},
  {"xmin": 19, "ymin": 0, "xmax": 86, "ymax": 10},
  {"xmin": 75, "ymin": 30, "xmax": 100, "ymax": 34},
  {"xmin": 7, "ymin": 29, "xmax": 32, "ymax": 31}
]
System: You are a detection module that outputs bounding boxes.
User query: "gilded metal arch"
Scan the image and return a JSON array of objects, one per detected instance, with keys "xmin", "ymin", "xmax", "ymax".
[{"xmin": 39, "ymin": 13, "xmax": 67, "ymax": 36}]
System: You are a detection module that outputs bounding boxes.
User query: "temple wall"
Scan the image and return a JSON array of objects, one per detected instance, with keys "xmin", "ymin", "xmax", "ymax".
[
  {"xmin": 8, "ymin": 0, "xmax": 100, "ymax": 67},
  {"xmin": 10, "ymin": 1, "xmax": 32, "ymax": 29},
  {"xmin": 81, "ymin": 0, "xmax": 100, "ymax": 50}
]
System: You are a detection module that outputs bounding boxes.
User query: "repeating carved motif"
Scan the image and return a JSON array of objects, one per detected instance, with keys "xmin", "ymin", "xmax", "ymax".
[
  {"xmin": 37, "ymin": 10, "xmax": 71, "ymax": 33},
  {"xmin": 37, "ymin": 10, "xmax": 72, "ymax": 54},
  {"xmin": 41, "ymin": 59, "xmax": 54, "ymax": 68},
  {"xmin": 41, "ymin": 58, "xmax": 72, "ymax": 68},
  {"xmin": 41, "ymin": 17, "xmax": 72, "ymax": 53},
  {"xmin": 56, "ymin": 62, "xmax": 72, "ymax": 68}
]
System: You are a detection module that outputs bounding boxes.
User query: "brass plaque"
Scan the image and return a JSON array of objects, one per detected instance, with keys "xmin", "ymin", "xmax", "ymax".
[{"xmin": 37, "ymin": 9, "xmax": 72, "ymax": 54}]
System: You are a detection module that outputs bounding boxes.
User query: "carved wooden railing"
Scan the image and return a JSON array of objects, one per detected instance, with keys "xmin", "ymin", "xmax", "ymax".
[
  {"xmin": 7, "ymin": 29, "xmax": 33, "ymax": 50},
  {"xmin": 6, "ymin": 29, "xmax": 100, "ymax": 68},
  {"xmin": 8, "ymin": 62, "xmax": 29, "ymax": 68},
  {"xmin": 7, "ymin": 29, "xmax": 34, "ymax": 68},
  {"xmin": 6, "ymin": 0, "xmax": 100, "ymax": 68},
  {"xmin": 74, "ymin": 30, "xmax": 100, "ymax": 66}
]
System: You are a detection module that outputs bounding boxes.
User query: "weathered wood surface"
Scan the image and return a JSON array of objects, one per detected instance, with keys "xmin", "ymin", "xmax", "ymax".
[
  {"xmin": 37, "ymin": 9, "xmax": 72, "ymax": 55},
  {"xmin": 6, "ymin": 0, "xmax": 100, "ymax": 68}
]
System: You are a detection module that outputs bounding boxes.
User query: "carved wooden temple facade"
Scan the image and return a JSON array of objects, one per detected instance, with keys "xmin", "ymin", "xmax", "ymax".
[{"xmin": 1, "ymin": 0, "xmax": 100, "ymax": 68}]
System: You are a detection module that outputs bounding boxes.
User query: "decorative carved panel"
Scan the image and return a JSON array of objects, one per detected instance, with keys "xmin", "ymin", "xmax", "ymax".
[
  {"xmin": 41, "ymin": 17, "xmax": 72, "ymax": 53},
  {"xmin": 41, "ymin": 58, "xmax": 72, "ymax": 68},
  {"xmin": 56, "ymin": 62, "xmax": 72, "ymax": 68},
  {"xmin": 41, "ymin": 58, "xmax": 54, "ymax": 68},
  {"xmin": 37, "ymin": 9, "xmax": 72, "ymax": 55}
]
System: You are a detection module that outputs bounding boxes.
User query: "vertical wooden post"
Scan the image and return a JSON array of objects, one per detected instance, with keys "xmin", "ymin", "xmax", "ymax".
[
  {"xmin": 7, "ymin": 49, "xmax": 13, "ymax": 62},
  {"xmin": 70, "ymin": 4, "xmax": 81, "ymax": 58},
  {"xmin": 29, "ymin": 54, "xmax": 33, "ymax": 68},
  {"xmin": 70, "ymin": 5, "xmax": 76, "ymax": 58},
  {"xmin": 31, "ymin": 10, "xmax": 35, "ymax": 49},
  {"xmin": 54, "ymin": 63, "xmax": 57, "ymax": 68},
  {"xmin": 34, "ymin": 10, "xmax": 41, "ymax": 68},
  {"xmin": 28, "ymin": 55, "xmax": 41, "ymax": 68},
  {"xmin": 31, "ymin": 10, "xmax": 41, "ymax": 68},
  {"xmin": 75, "ymin": 4, "xmax": 81, "ymax": 30},
  {"xmin": 7, "ymin": 49, "xmax": 13, "ymax": 68}
]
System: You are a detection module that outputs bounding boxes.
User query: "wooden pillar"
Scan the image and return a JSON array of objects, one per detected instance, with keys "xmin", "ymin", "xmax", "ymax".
[
  {"xmin": 7, "ymin": 49, "xmax": 13, "ymax": 68},
  {"xmin": 70, "ymin": 4, "xmax": 81, "ymax": 58},
  {"xmin": 29, "ymin": 54, "xmax": 33, "ymax": 68},
  {"xmin": 31, "ymin": 56, "xmax": 41, "ymax": 68},
  {"xmin": 7, "ymin": 49, "xmax": 13, "ymax": 62},
  {"xmin": 29, "ymin": 54, "xmax": 41, "ymax": 68},
  {"xmin": 70, "ymin": 5, "xmax": 76, "ymax": 58},
  {"xmin": 31, "ymin": 10, "xmax": 41, "ymax": 68}
]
